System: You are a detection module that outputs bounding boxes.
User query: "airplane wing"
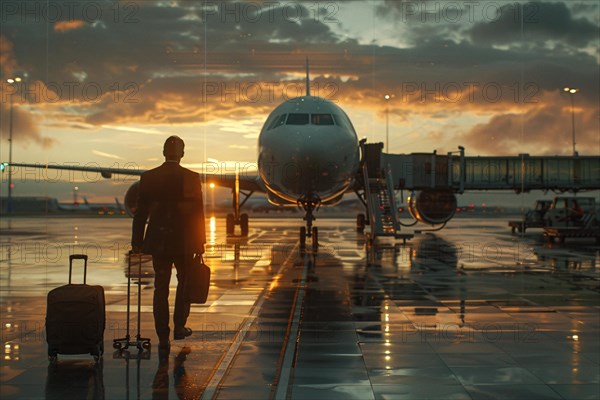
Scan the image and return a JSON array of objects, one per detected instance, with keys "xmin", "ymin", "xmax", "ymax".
[{"xmin": 4, "ymin": 162, "xmax": 265, "ymax": 192}]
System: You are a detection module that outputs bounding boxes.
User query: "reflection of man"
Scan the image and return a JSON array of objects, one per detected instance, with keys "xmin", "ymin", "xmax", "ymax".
[
  {"xmin": 132, "ymin": 136, "xmax": 206, "ymax": 348},
  {"xmin": 152, "ymin": 347, "xmax": 192, "ymax": 400}
]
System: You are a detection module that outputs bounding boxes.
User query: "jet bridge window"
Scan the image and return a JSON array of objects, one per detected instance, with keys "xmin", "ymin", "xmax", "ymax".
[
  {"xmin": 268, "ymin": 114, "xmax": 287, "ymax": 130},
  {"xmin": 286, "ymin": 113, "xmax": 309, "ymax": 125},
  {"xmin": 311, "ymin": 114, "xmax": 335, "ymax": 125}
]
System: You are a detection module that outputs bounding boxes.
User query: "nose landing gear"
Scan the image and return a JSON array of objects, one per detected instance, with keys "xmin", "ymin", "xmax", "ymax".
[{"xmin": 299, "ymin": 196, "xmax": 320, "ymax": 251}]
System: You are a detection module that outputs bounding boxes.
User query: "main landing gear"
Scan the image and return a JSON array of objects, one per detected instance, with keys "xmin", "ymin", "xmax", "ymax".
[
  {"xmin": 226, "ymin": 213, "xmax": 249, "ymax": 236},
  {"xmin": 299, "ymin": 197, "xmax": 320, "ymax": 251},
  {"xmin": 226, "ymin": 181, "xmax": 254, "ymax": 237}
]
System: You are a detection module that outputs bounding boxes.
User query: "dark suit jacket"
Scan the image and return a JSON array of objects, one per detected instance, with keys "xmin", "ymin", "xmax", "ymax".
[{"xmin": 131, "ymin": 162, "xmax": 206, "ymax": 256}]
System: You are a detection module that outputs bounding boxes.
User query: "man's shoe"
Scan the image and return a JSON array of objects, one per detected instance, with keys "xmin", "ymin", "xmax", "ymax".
[{"xmin": 173, "ymin": 327, "xmax": 192, "ymax": 340}]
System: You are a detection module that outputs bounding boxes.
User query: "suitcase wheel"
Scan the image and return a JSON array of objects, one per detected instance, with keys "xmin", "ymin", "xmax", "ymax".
[
  {"xmin": 137, "ymin": 340, "xmax": 150, "ymax": 351},
  {"xmin": 91, "ymin": 342, "xmax": 103, "ymax": 363},
  {"xmin": 48, "ymin": 349, "xmax": 58, "ymax": 364}
]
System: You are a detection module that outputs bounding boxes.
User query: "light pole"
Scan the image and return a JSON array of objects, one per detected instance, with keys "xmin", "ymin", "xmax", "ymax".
[
  {"xmin": 563, "ymin": 87, "xmax": 579, "ymax": 156},
  {"xmin": 384, "ymin": 94, "xmax": 391, "ymax": 151},
  {"xmin": 209, "ymin": 182, "xmax": 215, "ymax": 214},
  {"xmin": 6, "ymin": 76, "xmax": 22, "ymax": 214}
]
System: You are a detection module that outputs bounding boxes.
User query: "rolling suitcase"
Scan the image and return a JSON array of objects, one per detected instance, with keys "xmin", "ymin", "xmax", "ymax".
[{"xmin": 46, "ymin": 254, "xmax": 105, "ymax": 363}]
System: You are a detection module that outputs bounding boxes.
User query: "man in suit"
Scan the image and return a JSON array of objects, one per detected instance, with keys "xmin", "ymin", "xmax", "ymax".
[{"xmin": 131, "ymin": 136, "xmax": 206, "ymax": 348}]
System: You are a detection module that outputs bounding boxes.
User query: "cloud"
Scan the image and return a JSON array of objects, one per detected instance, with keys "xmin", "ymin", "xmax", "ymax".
[
  {"xmin": 460, "ymin": 104, "xmax": 600, "ymax": 155},
  {"xmin": 467, "ymin": 2, "xmax": 599, "ymax": 48},
  {"xmin": 0, "ymin": 101, "xmax": 56, "ymax": 148},
  {"xmin": 54, "ymin": 20, "xmax": 86, "ymax": 33},
  {"xmin": 374, "ymin": 1, "xmax": 599, "ymax": 49},
  {"xmin": 0, "ymin": 35, "xmax": 18, "ymax": 75},
  {"xmin": 0, "ymin": 1, "xmax": 598, "ymax": 156},
  {"xmin": 92, "ymin": 150, "xmax": 124, "ymax": 159},
  {"xmin": 101, "ymin": 125, "xmax": 169, "ymax": 135}
]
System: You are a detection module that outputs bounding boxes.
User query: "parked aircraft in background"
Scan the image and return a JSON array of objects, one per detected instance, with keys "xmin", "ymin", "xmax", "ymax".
[{"xmin": 57, "ymin": 197, "xmax": 126, "ymax": 215}]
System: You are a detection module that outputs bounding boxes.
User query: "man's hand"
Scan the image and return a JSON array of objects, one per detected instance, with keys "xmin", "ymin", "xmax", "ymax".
[{"xmin": 131, "ymin": 246, "xmax": 143, "ymax": 254}]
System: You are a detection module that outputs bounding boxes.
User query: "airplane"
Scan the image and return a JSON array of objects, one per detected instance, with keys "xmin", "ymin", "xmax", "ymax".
[
  {"xmin": 53, "ymin": 196, "xmax": 126, "ymax": 214},
  {"xmin": 1, "ymin": 61, "xmax": 498, "ymax": 248},
  {"xmin": 82, "ymin": 197, "xmax": 126, "ymax": 215}
]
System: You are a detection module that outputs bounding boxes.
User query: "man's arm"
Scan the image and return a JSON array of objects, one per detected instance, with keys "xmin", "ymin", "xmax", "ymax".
[{"xmin": 183, "ymin": 171, "xmax": 206, "ymax": 254}]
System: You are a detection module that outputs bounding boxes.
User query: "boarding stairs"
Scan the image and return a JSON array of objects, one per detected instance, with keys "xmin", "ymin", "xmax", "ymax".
[{"xmin": 360, "ymin": 142, "xmax": 412, "ymax": 242}]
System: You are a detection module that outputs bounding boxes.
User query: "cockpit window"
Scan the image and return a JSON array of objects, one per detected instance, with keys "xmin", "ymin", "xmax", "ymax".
[
  {"xmin": 268, "ymin": 114, "xmax": 287, "ymax": 130},
  {"xmin": 311, "ymin": 114, "xmax": 335, "ymax": 125},
  {"xmin": 332, "ymin": 113, "xmax": 355, "ymax": 132},
  {"xmin": 332, "ymin": 114, "xmax": 345, "ymax": 129},
  {"xmin": 286, "ymin": 113, "xmax": 309, "ymax": 125}
]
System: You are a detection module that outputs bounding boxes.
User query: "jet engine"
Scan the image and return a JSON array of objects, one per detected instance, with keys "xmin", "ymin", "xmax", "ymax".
[
  {"xmin": 124, "ymin": 181, "xmax": 140, "ymax": 217},
  {"xmin": 408, "ymin": 189, "xmax": 457, "ymax": 225}
]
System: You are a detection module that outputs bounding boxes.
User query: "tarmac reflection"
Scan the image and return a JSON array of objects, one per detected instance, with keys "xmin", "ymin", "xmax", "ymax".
[
  {"xmin": 1, "ymin": 217, "xmax": 598, "ymax": 400},
  {"xmin": 152, "ymin": 347, "xmax": 192, "ymax": 400},
  {"xmin": 45, "ymin": 360, "xmax": 105, "ymax": 400}
]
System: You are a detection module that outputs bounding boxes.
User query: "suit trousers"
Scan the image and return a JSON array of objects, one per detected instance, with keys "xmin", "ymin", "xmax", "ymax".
[{"xmin": 152, "ymin": 254, "xmax": 191, "ymax": 341}]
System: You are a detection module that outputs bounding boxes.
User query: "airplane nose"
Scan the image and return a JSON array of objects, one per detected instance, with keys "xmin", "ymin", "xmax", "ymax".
[
  {"xmin": 258, "ymin": 124, "xmax": 359, "ymax": 203},
  {"xmin": 290, "ymin": 129, "xmax": 357, "ymax": 189},
  {"xmin": 297, "ymin": 138, "xmax": 328, "ymax": 169}
]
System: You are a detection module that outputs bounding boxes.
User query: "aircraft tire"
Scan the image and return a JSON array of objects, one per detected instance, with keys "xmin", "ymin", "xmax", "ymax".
[
  {"xmin": 312, "ymin": 227, "xmax": 318, "ymax": 250},
  {"xmin": 226, "ymin": 214, "xmax": 235, "ymax": 235},
  {"xmin": 240, "ymin": 213, "xmax": 249, "ymax": 236},
  {"xmin": 357, "ymin": 214, "xmax": 366, "ymax": 232}
]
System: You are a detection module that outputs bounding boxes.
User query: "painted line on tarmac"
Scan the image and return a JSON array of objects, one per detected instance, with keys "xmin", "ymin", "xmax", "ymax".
[
  {"xmin": 273, "ymin": 249, "xmax": 310, "ymax": 400},
  {"xmin": 201, "ymin": 242, "xmax": 300, "ymax": 400}
]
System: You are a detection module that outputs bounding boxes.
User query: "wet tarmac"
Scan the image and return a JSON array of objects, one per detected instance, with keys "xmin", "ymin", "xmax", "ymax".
[{"xmin": 0, "ymin": 216, "xmax": 598, "ymax": 399}]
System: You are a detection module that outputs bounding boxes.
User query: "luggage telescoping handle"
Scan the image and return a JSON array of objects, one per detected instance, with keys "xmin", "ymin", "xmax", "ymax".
[
  {"xmin": 69, "ymin": 254, "xmax": 88, "ymax": 284},
  {"xmin": 127, "ymin": 252, "xmax": 144, "ymax": 339}
]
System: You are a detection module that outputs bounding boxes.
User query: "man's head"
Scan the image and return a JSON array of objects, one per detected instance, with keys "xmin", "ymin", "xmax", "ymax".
[{"xmin": 163, "ymin": 135, "xmax": 185, "ymax": 162}]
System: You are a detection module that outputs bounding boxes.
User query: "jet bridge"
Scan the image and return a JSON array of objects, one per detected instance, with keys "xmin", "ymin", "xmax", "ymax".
[
  {"xmin": 381, "ymin": 148, "xmax": 600, "ymax": 193},
  {"xmin": 359, "ymin": 142, "xmax": 600, "ymax": 240}
]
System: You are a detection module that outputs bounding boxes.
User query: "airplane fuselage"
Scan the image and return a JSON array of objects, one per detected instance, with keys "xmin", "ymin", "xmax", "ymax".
[{"xmin": 257, "ymin": 96, "xmax": 360, "ymax": 206}]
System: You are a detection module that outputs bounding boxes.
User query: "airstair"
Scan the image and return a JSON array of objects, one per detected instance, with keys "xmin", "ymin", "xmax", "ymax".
[{"xmin": 359, "ymin": 142, "xmax": 413, "ymax": 242}]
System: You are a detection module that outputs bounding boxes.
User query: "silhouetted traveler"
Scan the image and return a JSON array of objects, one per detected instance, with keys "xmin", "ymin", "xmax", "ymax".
[{"xmin": 132, "ymin": 136, "xmax": 206, "ymax": 348}]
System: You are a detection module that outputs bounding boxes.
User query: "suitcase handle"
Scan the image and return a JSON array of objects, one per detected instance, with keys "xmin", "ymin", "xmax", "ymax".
[{"xmin": 69, "ymin": 254, "xmax": 88, "ymax": 284}]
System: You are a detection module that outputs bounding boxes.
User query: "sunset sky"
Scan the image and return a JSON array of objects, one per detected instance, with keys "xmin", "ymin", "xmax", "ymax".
[{"xmin": 1, "ymin": 0, "xmax": 599, "ymax": 203}]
